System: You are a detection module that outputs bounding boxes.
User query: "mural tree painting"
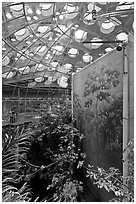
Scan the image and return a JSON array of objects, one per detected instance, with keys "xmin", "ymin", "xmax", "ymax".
[{"xmin": 83, "ymin": 64, "xmax": 122, "ymax": 168}]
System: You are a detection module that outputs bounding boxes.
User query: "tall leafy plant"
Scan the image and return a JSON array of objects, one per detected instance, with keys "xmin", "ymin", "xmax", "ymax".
[
  {"xmin": 26, "ymin": 109, "xmax": 85, "ymax": 201},
  {"xmin": 2, "ymin": 126, "xmax": 34, "ymax": 202},
  {"xmin": 46, "ymin": 124, "xmax": 85, "ymax": 202}
]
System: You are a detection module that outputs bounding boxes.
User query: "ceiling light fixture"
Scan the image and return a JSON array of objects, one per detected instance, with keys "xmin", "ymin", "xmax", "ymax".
[
  {"xmin": 37, "ymin": 25, "xmax": 50, "ymax": 33},
  {"xmin": 83, "ymin": 53, "xmax": 93, "ymax": 63},
  {"xmin": 39, "ymin": 3, "xmax": 52, "ymax": 10},
  {"xmin": 116, "ymin": 32, "xmax": 128, "ymax": 41},
  {"xmin": 14, "ymin": 28, "xmax": 29, "ymax": 41},
  {"xmin": 91, "ymin": 38, "xmax": 103, "ymax": 49},
  {"xmin": 40, "ymin": 3, "xmax": 54, "ymax": 17},
  {"xmin": 10, "ymin": 4, "xmax": 23, "ymax": 17},
  {"xmin": 75, "ymin": 29, "xmax": 87, "ymax": 42},
  {"xmin": 68, "ymin": 48, "xmax": 79, "ymax": 58},
  {"xmin": 100, "ymin": 20, "xmax": 115, "ymax": 34}
]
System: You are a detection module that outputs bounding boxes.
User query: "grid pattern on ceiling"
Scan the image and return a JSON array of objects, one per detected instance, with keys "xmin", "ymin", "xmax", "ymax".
[{"xmin": 2, "ymin": 2, "xmax": 134, "ymax": 89}]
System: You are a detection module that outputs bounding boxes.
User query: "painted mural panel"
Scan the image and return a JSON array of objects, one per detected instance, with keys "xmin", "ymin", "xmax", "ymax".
[{"xmin": 73, "ymin": 49, "xmax": 123, "ymax": 170}]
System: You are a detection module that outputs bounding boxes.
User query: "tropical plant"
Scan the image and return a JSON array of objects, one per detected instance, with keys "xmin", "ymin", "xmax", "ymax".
[
  {"xmin": 26, "ymin": 110, "xmax": 85, "ymax": 201},
  {"xmin": 84, "ymin": 140, "xmax": 134, "ymax": 202},
  {"xmin": 2, "ymin": 125, "xmax": 34, "ymax": 202},
  {"xmin": 46, "ymin": 124, "xmax": 85, "ymax": 202}
]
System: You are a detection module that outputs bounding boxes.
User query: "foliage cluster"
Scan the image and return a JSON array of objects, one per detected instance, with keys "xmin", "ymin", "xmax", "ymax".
[
  {"xmin": 2, "ymin": 126, "xmax": 34, "ymax": 202},
  {"xmin": 2, "ymin": 100, "xmax": 85, "ymax": 202},
  {"xmin": 85, "ymin": 140, "xmax": 134, "ymax": 202},
  {"xmin": 27, "ymin": 109, "xmax": 85, "ymax": 201}
]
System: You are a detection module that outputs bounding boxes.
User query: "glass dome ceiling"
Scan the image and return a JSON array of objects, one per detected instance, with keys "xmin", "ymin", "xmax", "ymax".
[{"xmin": 2, "ymin": 2, "xmax": 134, "ymax": 90}]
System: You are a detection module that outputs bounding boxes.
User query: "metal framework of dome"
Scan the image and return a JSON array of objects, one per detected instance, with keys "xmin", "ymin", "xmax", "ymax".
[{"xmin": 2, "ymin": 2, "xmax": 134, "ymax": 95}]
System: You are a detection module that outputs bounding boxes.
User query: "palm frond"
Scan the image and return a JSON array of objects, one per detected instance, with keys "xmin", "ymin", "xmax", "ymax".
[{"xmin": 2, "ymin": 126, "xmax": 34, "ymax": 202}]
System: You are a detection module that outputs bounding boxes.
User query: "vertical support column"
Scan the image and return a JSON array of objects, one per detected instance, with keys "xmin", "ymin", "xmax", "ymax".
[
  {"xmin": 18, "ymin": 87, "xmax": 20, "ymax": 114},
  {"xmin": 71, "ymin": 73, "xmax": 74, "ymax": 122},
  {"xmin": 126, "ymin": 34, "xmax": 134, "ymax": 193},
  {"xmin": 127, "ymin": 34, "xmax": 134, "ymax": 142},
  {"xmin": 25, "ymin": 98, "xmax": 27, "ymax": 113},
  {"xmin": 123, "ymin": 45, "xmax": 129, "ymax": 186}
]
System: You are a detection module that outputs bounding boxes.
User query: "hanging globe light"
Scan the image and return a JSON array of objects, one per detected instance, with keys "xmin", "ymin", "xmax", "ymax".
[
  {"xmin": 14, "ymin": 28, "xmax": 29, "ymax": 41},
  {"xmin": 116, "ymin": 32, "xmax": 128, "ymax": 42},
  {"xmin": 39, "ymin": 3, "xmax": 54, "ymax": 17},
  {"xmin": 37, "ymin": 25, "xmax": 51, "ymax": 38},
  {"xmin": 100, "ymin": 20, "xmax": 115, "ymax": 34},
  {"xmin": 91, "ymin": 38, "xmax": 103, "ymax": 49},
  {"xmin": 52, "ymin": 45, "xmax": 64, "ymax": 55},
  {"xmin": 63, "ymin": 4, "xmax": 78, "ymax": 19},
  {"xmin": 75, "ymin": 29, "xmax": 87, "ymax": 42},
  {"xmin": 82, "ymin": 53, "xmax": 93, "ymax": 63},
  {"xmin": 10, "ymin": 4, "xmax": 23, "ymax": 17},
  {"xmin": 68, "ymin": 48, "xmax": 79, "ymax": 58}
]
